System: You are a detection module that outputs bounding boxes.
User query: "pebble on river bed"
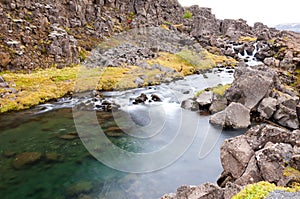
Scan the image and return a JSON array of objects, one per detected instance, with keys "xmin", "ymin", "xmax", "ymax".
[{"xmin": 11, "ymin": 152, "xmax": 42, "ymax": 169}]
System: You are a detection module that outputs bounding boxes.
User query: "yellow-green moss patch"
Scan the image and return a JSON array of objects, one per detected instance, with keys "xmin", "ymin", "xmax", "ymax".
[
  {"xmin": 196, "ymin": 84, "xmax": 231, "ymax": 97},
  {"xmin": 147, "ymin": 49, "xmax": 236, "ymax": 76},
  {"xmin": 233, "ymin": 181, "xmax": 300, "ymax": 199}
]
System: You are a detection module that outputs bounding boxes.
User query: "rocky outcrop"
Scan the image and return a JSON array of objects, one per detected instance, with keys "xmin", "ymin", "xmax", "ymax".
[
  {"xmin": 220, "ymin": 65, "xmax": 300, "ymax": 129},
  {"xmin": 225, "ymin": 66, "xmax": 276, "ymax": 110},
  {"xmin": 218, "ymin": 124, "xmax": 300, "ymax": 187},
  {"xmin": 161, "ymin": 124, "xmax": 300, "ymax": 199},
  {"xmin": 209, "ymin": 102, "xmax": 251, "ymax": 129}
]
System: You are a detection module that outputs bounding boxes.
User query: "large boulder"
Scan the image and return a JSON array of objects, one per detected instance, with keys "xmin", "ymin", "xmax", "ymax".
[
  {"xmin": 220, "ymin": 136, "xmax": 254, "ymax": 179},
  {"xmin": 210, "ymin": 102, "xmax": 251, "ymax": 129},
  {"xmin": 225, "ymin": 66, "xmax": 275, "ymax": 110}
]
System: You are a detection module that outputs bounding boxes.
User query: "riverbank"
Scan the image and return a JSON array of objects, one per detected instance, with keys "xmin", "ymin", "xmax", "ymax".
[{"xmin": 0, "ymin": 27, "xmax": 236, "ymax": 113}]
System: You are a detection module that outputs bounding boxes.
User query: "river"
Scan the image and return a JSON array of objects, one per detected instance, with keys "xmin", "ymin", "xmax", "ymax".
[{"xmin": 0, "ymin": 68, "xmax": 245, "ymax": 199}]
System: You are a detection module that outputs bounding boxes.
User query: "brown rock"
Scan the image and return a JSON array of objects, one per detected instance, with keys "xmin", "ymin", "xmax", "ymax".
[
  {"xmin": 255, "ymin": 142, "xmax": 293, "ymax": 183},
  {"xmin": 175, "ymin": 183, "xmax": 223, "ymax": 199},
  {"xmin": 12, "ymin": 152, "xmax": 42, "ymax": 169},
  {"xmin": 45, "ymin": 153, "xmax": 61, "ymax": 163},
  {"xmin": 0, "ymin": 52, "xmax": 11, "ymax": 67},
  {"xmin": 220, "ymin": 136, "xmax": 254, "ymax": 179}
]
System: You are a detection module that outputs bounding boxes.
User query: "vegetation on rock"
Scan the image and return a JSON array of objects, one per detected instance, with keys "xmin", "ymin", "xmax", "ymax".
[{"xmin": 233, "ymin": 181, "xmax": 300, "ymax": 199}]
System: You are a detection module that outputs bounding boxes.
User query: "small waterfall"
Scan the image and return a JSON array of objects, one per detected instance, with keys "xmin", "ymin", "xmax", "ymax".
[{"xmin": 231, "ymin": 42, "xmax": 264, "ymax": 66}]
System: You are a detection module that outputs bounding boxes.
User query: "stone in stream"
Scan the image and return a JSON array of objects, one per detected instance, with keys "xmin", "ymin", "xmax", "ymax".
[
  {"xmin": 196, "ymin": 91, "xmax": 214, "ymax": 107},
  {"xmin": 59, "ymin": 132, "xmax": 78, "ymax": 140},
  {"xmin": 133, "ymin": 93, "xmax": 148, "ymax": 104},
  {"xmin": 151, "ymin": 94, "xmax": 162, "ymax": 102},
  {"xmin": 11, "ymin": 152, "xmax": 42, "ymax": 169},
  {"xmin": 45, "ymin": 153, "xmax": 62, "ymax": 163},
  {"xmin": 209, "ymin": 102, "xmax": 251, "ymax": 129},
  {"xmin": 66, "ymin": 181, "xmax": 93, "ymax": 197},
  {"xmin": 180, "ymin": 98, "xmax": 199, "ymax": 111}
]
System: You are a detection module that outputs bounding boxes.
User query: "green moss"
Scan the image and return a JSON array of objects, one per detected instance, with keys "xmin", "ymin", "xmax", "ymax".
[
  {"xmin": 195, "ymin": 84, "xmax": 231, "ymax": 97},
  {"xmin": 233, "ymin": 181, "xmax": 300, "ymax": 199},
  {"xmin": 183, "ymin": 11, "xmax": 193, "ymax": 19}
]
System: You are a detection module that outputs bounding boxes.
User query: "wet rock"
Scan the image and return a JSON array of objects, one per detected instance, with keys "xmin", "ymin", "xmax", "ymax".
[
  {"xmin": 181, "ymin": 98, "xmax": 199, "ymax": 111},
  {"xmin": 101, "ymin": 100, "xmax": 121, "ymax": 112},
  {"xmin": 60, "ymin": 132, "xmax": 78, "ymax": 140},
  {"xmin": 196, "ymin": 91, "xmax": 214, "ymax": 107},
  {"xmin": 45, "ymin": 153, "xmax": 61, "ymax": 163},
  {"xmin": 210, "ymin": 102, "xmax": 251, "ymax": 129},
  {"xmin": 209, "ymin": 98, "xmax": 227, "ymax": 114},
  {"xmin": 151, "ymin": 94, "xmax": 162, "ymax": 102},
  {"xmin": 66, "ymin": 181, "xmax": 93, "ymax": 197},
  {"xmin": 12, "ymin": 152, "xmax": 42, "ymax": 169},
  {"xmin": 133, "ymin": 93, "xmax": 148, "ymax": 104},
  {"xmin": 258, "ymin": 97, "xmax": 277, "ymax": 119}
]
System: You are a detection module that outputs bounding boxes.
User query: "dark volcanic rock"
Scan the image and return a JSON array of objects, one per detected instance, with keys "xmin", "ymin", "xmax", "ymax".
[{"xmin": 133, "ymin": 93, "xmax": 148, "ymax": 104}]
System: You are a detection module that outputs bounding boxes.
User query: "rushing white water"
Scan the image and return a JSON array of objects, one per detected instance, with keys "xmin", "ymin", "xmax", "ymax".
[{"xmin": 231, "ymin": 42, "xmax": 264, "ymax": 66}]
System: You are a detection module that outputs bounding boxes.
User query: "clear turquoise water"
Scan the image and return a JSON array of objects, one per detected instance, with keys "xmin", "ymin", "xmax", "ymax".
[
  {"xmin": 0, "ymin": 71, "xmax": 243, "ymax": 199},
  {"xmin": 0, "ymin": 107, "xmax": 244, "ymax": 199}
]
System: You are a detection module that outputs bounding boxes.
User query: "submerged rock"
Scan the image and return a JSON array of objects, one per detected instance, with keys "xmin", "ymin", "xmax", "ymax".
[
  {"xmin": 66, "ymin": 181, "xmax": 93, "ymax": 197},
  {"xmin": 210, "ymin": 102, "xmax": 251, "ymax": 129},
  {"xmin": 12, "ymin": 152, "xmax": 42, "ymax": 169}
]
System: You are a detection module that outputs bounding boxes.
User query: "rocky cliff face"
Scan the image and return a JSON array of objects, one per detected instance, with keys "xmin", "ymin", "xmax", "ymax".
[{"xmin": 0, "ymin": 0, "xmax": 281, "ymax": 72}]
